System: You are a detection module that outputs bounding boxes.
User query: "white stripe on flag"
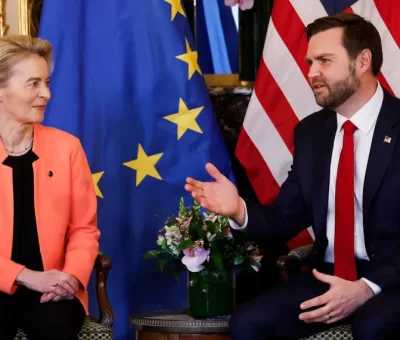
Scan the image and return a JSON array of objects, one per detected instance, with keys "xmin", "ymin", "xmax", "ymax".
[
  {"xmin": 243, "ymin": 93, "xmax": 293, "ymax": 186},
  {"xmin": 352, "ymin": 0, "xmax": 400, "ymax": 97},
  {"xmin": 289, "ymin": 0, "xmax": 328, "ymax": 26},
  {"xmin": 264, "ymin": 20, "xmax": 321, "ymax": 120}
]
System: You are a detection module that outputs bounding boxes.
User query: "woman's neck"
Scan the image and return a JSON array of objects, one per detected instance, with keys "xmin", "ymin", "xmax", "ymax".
[{"xmin": 0, "ymin": 119, "xmax": 34, "ymax": 155}]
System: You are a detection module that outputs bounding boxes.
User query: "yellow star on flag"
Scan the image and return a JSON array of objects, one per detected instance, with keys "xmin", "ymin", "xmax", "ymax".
[
  {"xmin": 123, "ymin": 144, "xmax": 163, "ymax": 186},
  {"xmin": 92, "ymin": 171, "xmax": 104, "ymax": 198},
  {"xmin": 176, "ymin": 38, "xmax": 202, "ymax": 80},
  {"xmin": 164, "ymin": 98, "xmax": 203, "ymax": 140},
  {"xmin": 164, "ymin": 0, "xmax": 186, "ymax": 20}
]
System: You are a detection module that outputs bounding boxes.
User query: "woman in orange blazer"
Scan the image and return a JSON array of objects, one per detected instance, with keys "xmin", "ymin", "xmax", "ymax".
[{"xmin": 0, "ymin": 35, "xmax": 100, "ymax": 339}]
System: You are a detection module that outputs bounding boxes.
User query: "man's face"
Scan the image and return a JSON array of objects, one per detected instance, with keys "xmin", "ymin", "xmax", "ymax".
[{"xmin": 305, "ymin": 27, "xmax": 360, "ymax": 110}]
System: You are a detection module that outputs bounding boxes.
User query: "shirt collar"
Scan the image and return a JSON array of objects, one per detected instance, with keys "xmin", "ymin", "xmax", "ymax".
[{"xmin": 336, "ymin": 81, "xmax": 383, "ymax": 135}]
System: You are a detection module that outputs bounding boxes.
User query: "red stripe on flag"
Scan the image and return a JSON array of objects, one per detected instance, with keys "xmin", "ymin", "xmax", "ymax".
[
  {"xmin": 287, "ymin": 230, "xmax": 314, "ymax": 250},
  {"xmin": 254, "ymin": 60, "xmax": 299, "ymax": 154},
  {"xmin": 374, "ymin": 0, "xmax": 400, "ymax": 49},
  {"xmin": 235, "ymin": 128, "xmax": 281, "ymax": 204},
  {"xmin": 377, "ymin": 73, "xmax": 394, "ymax": 96},
  {"xmin": 342, "ymin": 7, "xmax": 353, "ymax": 13},
  {"xmin": 271, "ymin": 0, "xmax": 310, "ymax": 82}
]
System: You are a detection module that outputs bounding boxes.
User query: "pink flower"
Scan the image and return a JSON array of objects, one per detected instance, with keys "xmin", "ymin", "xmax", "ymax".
[
  {"xmin": 181, "ymin": 247, "xmax": 210, "ymax": 272},
  {"xmin": 224, "ymin": 0, "xmax": 254, "ymax": 10}
]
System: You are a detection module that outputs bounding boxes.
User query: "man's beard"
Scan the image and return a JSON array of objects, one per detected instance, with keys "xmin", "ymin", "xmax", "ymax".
[{"xmin": 314, "ymin": 64, "xmax": 360, "ymax": 110}]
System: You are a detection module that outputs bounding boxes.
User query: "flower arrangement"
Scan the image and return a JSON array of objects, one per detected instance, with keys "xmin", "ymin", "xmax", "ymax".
[
  {"xmin": 143, "ymin": 197, "xmax": 262, "ymax": 277},
  {"xmin": 224, "ymin": 0, "xmax": 254, "ymax": 10}
]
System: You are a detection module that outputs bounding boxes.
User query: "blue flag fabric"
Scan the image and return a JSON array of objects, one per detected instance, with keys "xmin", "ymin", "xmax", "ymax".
[
  {"xmin": 196, "ymin": 0, "xmax": 239, "ymax": 74},
  {"xmin": 39, "ymin": 1, "xmax": 235, "ymax": 338}
]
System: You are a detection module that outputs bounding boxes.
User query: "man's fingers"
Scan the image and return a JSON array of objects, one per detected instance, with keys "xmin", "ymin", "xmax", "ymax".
[
  {"xmin": 185, "ymin": 178, "xmax": 204, "ymax": 191},
  {"xmin": 324, "ymin": 315, "xmax": 340, "ymax": 324},
  {"xmin": 300, "ymin": 292, "xmax": 330, "ymax": 310},
  {"xmin": 205, "ymin": 163, "xmax": 224, "ymax": 182},
  {"xmin": 312, "ymin": 269, "xmax": 336, "ymax": 284},
  {"xmin": 184, "ymin": 184, "xmax": 203, "ymax": 198},
  {"xmin": 299, "ymin": 304, "xmax": 331, "ymax": 322},
  {"xmin": 304, "ymin": 312, "xmax": 337, "ymax": 324}
]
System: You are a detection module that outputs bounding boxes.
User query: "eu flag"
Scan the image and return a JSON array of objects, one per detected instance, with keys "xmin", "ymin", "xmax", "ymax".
[{"xmin": 39, "ymin": 1, "xmax": 235, "ymax": 338}]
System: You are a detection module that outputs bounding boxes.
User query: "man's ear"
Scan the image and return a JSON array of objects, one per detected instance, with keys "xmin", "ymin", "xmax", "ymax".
[{"xmin": 357, "ymin": 49, "xmax": 373, "ymax": 74}]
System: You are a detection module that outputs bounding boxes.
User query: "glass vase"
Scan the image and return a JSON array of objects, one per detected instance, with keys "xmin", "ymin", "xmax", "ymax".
[{"xmin": 187, "ymin": 268, "xmax": 235, "ymax": 319}]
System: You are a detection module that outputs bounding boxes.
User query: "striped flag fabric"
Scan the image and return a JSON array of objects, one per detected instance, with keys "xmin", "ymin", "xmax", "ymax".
[{"xmin": 235, "ymin": 0, "xmax": 400, "ymax": 249}]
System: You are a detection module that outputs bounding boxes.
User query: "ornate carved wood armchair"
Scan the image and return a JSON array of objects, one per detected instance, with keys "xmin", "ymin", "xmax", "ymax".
[
  {"xmin": 14, "ymin": 252, "xmax": 114, "ymax": 340},
  {"xmin": 276, "ymin": 245, "xmax": 353, "ymax": 340}
]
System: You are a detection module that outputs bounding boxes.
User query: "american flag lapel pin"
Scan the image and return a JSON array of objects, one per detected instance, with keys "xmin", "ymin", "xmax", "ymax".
[{"xmin": 384, "ymin": 135, "xmax": 392, "ymax": 144}]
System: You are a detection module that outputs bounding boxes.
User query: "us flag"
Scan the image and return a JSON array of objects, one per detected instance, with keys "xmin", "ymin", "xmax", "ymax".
[{"xmin": 235, "ymin": 0, "xmax": 400, "ymax": 249}]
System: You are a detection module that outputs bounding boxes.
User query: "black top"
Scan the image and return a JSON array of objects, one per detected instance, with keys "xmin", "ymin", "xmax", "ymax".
[{"xmin": 3, "ymin": 149, "xmax": 44, "ymax": 271}]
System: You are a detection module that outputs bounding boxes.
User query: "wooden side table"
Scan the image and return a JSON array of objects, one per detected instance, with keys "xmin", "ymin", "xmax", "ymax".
[{"xmin": 130, "ymin": 309, "xmax": 232, "ymax": 340}]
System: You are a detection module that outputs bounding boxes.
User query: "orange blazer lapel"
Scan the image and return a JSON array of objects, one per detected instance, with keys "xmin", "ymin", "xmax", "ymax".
[{"xmin": 0, "ymin": 142, "xmax": 14, "ymax": 260}]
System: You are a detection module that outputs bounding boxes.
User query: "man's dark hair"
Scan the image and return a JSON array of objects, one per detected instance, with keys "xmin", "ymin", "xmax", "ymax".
[{"xmin": 306, "ymin": 13, "xmax": 383, "ymax": 76}]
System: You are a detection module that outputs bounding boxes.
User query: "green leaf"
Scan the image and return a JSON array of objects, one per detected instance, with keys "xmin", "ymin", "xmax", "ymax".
[
  {"xmin": 157, "ymin": 258, "xmax": 168, "ymax": 271},
  {"xmin": 205, "ymin": 220, "xmax": 216, "ymax": 233},
  {"xmin": 211, "ymin": 238, "xmax": 223, "ymax": 252},
  {"xmin": 234, "ymin": 256, "xmax": 245, "ymax": 265},
  {"xmin": 177, "ymin": 239, "xmax": 194, "ymax": 250},
  {"xmin": 211, "ymin": 250, "xmax": 223, "ymax": 269},
  {"xmin": 189, "ymin": 274, "xmax": 199, "ymax": 287},
  {"xmin": 193, "ymin": 200, "xmax": 201, "ymax": 215},
  {"xmin": 143, "ymin": 250, "xmax": 162, "ymax": 259},
  {"xmin": 160, "ymin": 239, "xmax": 168, "ymax": 250},
  {"xmin": 195, "ymin": 224, "xmax": 205, "ymax": 239}
]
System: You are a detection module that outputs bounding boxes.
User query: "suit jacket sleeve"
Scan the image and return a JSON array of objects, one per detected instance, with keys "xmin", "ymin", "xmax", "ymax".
[
  {"xmin": 243, "ymin": 123, "xmax": 312, "ymax": 246},
  {"xmin": 364, "ymin": 256, "xmax": 400, "ymax": 291},
  {"xmin": 62, "ymin": 139, "xmax": 100, "ymax": 289},
  {"xmin": 0, "ymin": 259, "xmax": 25, "ymax": 294}
]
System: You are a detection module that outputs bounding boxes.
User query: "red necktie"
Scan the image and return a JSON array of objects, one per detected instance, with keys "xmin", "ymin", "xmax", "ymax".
[{"xmin": 334, "ymin": 120, "xmax": 357, "ymax": 281}]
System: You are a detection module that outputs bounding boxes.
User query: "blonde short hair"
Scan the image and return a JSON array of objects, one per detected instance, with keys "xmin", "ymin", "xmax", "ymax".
[{"xmin": 0, "ymin": 34, "xmax": 53, "ymax": 87}]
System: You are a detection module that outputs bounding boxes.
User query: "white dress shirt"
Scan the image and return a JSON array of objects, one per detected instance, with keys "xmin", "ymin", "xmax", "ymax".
[{"xmin": 230, "ymin": 82, "xmax": 384, "ymax": 295}]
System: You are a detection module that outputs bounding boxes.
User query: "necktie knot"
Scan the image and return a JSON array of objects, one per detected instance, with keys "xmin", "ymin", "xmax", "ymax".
[{"xmin": 342, "ymin": 120, "xmax": 357, "ymax": 136}]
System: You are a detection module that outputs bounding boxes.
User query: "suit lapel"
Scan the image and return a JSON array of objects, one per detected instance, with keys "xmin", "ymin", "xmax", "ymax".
[
  {"xmin": 0, "ymin": 142, "xmax": 14, "ymax": 257},
  {"xmin": 363, "ymin": 91, "xmax": 400, "ymax": 217},
  {"xmin": 312, "ymin": 111, "xmax": 337, "ymax": 237},
  {"xmin": 32, "ymin": 124, "xmax": 49, "ymax": 256}
]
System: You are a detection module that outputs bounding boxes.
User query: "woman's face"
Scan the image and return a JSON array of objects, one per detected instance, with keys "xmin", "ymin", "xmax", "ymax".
[{"xmin": 0, "ymin": 55, "xmax": 51, "ymax": 124}]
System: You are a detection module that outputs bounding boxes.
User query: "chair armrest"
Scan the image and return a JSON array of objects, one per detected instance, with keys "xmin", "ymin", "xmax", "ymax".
[
  {"xmin": 95, "ymin": 252, "xmax": 114, "ymax": 328},
  {"xmin": 276, "ymin": 244, "xmax": 313, "ymax": 281}
]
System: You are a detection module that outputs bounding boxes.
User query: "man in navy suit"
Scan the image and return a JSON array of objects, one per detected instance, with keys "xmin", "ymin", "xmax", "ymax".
[{"xmin": 185, "ymin": 13, "xmax": 400, "ymax": 340}]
